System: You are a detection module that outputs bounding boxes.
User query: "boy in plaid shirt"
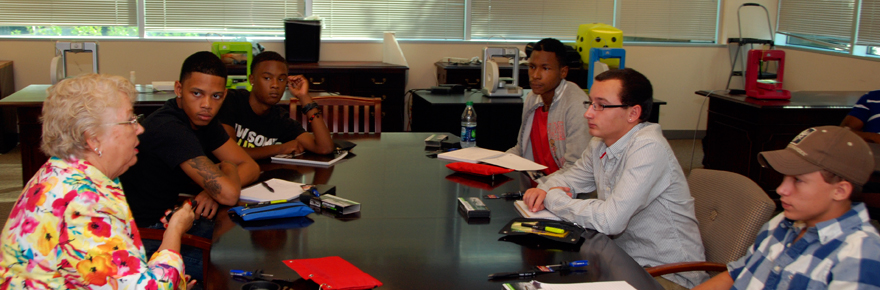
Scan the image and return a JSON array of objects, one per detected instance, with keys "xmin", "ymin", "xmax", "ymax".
[{"xmin": 695, "ymin": 126, "xmax": 880, "ymax": 290}]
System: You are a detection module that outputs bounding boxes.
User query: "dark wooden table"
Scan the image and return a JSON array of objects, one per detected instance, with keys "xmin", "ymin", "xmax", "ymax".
[
  {"xmin": 411, "ymin": 89, "xmax": 666, "ymax": 151},
  {"xmin": 205, "ymin": 133, "xmax": 663, "ymax": 290},
  {"xmin": 698, "ymin": 90, "xmax": 866, "ymax": 200}
]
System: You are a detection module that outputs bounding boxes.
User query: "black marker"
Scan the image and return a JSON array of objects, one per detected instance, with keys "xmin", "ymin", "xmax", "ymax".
[
  {"xmin": 488, "ymin": 270, "xmax": 536, "ymax": 280},
  {"xmin": 164, "ymin": 199, "xmax": 197, "ymax": 223},
  {"xmin": 261, "ymin": 181, "xmax": 275, "ymax": 192}
]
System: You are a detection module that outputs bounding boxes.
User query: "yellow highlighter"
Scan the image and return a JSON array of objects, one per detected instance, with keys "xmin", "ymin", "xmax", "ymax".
[{"xmin": 543, "ymin": 226, "xmax": 565, "ymax": 234}]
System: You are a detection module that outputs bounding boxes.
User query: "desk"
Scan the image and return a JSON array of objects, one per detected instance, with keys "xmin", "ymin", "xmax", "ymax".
[
  {"xmin": 698, "ymin": 90, "xmax": 865, "ymax": 200},
  {"xmin": 0, "ymin": 84, "xmax": 313, "ymax": 186},
  {"xmin": 411, "ymin": 89, "xmax": 667, "ymax": 151},
  {"xmin": 206, "ymin": 133, "xmax": 662, "ymax": 290}
]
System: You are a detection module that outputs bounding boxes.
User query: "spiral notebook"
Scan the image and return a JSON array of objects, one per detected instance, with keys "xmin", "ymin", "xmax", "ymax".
[{"xmin": 271, "ymin": 151, "xmax": 349, "ymax": 167}]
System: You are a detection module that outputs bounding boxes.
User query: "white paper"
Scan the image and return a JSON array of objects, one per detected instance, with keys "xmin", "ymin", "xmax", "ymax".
[
  {"xmin": 529, "ymin": 281, "xmax": 635, "ymax": 290},
  {"xmin": 482, "ymin": 154, "xmax": 548, "ymax": 171},
  {"xmin": 514, "ymin": 200, "xmax": 561, "ymax": 221},
  {"xmin": 438, "ymin": 147, "xmax": 547, "ymax": 171},
  {"xmin": 438, "ymin": 147, "xmax": 505, "ymax": 163},
  {"xmin": 240, "ymin": 178, "xmax": 305, "ymax": 202},
  {"xmin": 383, "ymin": 32, "xmax": 408, "ymax": 66}
]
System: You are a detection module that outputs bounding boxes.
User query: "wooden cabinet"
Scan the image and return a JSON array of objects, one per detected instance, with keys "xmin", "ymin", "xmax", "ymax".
[
  {"xmin": 435, "ymin": 61, "xmax": 590, "ymax": 90},
  {"xmin": 231, "ymin": 61, "xmax": 409, "ymax": 132},
  {"xmin": 0, "ymin": 61, "xmax": 15, "ymax": 153},
  {"xmin": 699, "ymin": 90, "xmax": 864, "ymax": 202}
]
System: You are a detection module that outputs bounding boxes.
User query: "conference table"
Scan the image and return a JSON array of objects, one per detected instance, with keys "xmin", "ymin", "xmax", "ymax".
[{"xmin": 204, "ymin": 133, "xmax": 664, "ymax": 290}]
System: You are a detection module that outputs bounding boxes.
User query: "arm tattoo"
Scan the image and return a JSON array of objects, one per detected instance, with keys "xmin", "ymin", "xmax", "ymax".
[{"xmin": 187, "ymin": 156, "xmax": 223, "ymax": 198}]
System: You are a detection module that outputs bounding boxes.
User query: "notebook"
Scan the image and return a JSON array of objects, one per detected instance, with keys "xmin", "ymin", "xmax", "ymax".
[
  {"xmin": 514, "ymin": 200, "xmax": 561, "ymax": 221},
  {"xmin": 504, "ymin": 280, "xmax": 635, "ymax": 290},
  {"xmin": 271, "ymin": 150, "xmax": 349, "ymax": 167},
  {"xmin": 240, "ymin": 178, "xmax": 305, "ymax": 202}
]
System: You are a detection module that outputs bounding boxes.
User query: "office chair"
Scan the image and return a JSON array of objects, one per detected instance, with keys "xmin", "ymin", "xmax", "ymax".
[
  {"xmin": 291, "ymin": 96, "xmax": 382, "ymax": 133},
  {"xmin": 646, "ymin": 169, "xmax": 775, "ymax": 277}
]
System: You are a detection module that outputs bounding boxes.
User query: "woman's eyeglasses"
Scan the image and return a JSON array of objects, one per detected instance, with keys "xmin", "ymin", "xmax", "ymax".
[{"xmin": 112, "ymin": 114, "xmax": 144, "ymax": 126}]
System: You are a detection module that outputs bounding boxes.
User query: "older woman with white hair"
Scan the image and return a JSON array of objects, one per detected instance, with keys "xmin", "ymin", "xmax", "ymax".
[{"xmin": 0, "ymin": 74, "xmax": 196, "ymax": 289}]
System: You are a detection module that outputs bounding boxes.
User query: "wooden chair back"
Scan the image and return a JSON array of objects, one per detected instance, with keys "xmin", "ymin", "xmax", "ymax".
[{"xmin": 290, "ymin": 96, "xmax": 382, "ymax": 133}]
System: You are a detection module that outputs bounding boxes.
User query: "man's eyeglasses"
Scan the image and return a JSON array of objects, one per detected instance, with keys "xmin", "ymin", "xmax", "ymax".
[
  {"xmin": 583, "ymin": 101, "xmax": 629, "ymax": 111},
  {"xmin": 111, "ymin": 114, "xmax": 144, "ymax": 126}
]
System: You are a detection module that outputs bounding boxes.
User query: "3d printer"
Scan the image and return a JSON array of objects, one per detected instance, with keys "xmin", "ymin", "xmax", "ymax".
[
  {"xmin": 745, "ymin": 49, "xmax": 790, "ymax": 100},
  {"xmin": 481, "ymin": 47, "xmax": 523, "ymax": 97}
]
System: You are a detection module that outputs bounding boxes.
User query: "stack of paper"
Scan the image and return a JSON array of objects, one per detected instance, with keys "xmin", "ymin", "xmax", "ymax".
[
  {"xmin": 504, "ymin": 280, "xmax": 635, "ymax": 290},
  {"xmin": 240, "ymin": 178, "xmax": 305, "ymax": 202},
  {"xmin": 438, "ymin": 147, "xmax": 547, "ymax": 171},
  {"xmin": 271, "ymin": 151, "xmax": 348, "ymax": 167}
]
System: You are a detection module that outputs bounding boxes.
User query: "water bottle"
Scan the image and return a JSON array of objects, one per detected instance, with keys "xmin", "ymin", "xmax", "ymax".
[{"xmin": 461, "ymin": 101, "xmax": 477, "ymax": 148}]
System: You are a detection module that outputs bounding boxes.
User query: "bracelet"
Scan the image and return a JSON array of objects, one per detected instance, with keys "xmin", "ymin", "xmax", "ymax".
[
  {"xmin": 308, "ymin": 111, "xmax": 323, "ymax": 123},
  {"xmin": 301, "ymin": 102, "xmax": 319, "ymax": 115}
]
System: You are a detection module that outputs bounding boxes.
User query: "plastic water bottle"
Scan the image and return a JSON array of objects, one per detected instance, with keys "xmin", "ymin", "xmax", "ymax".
[{"xmin": 461, "ymin": 101, "xmax": 477, "ymax": 148}]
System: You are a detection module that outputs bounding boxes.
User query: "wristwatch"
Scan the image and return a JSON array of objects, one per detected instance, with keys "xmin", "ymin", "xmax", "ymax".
[{"xmin": 301, "ymin": 101, "xmax": 319, "ymax": 115}]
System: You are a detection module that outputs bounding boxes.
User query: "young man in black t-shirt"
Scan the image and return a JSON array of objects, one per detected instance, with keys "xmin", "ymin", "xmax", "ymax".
[
  {"xmin": 121, "ymin": 51, "xmax": 260, "ymax": 284},
  {"xmin": 218, "ymin": 51, "xmax": 334, "ymax": 159},
  {"xmin": 122, "ymin": 51, "xmax": 259, "ymax": 224}
]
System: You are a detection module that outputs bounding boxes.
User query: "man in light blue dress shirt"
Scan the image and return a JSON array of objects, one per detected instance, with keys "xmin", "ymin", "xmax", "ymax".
[
  {"xmin": 694, "ymin": 126, "xmax": 880, "ymax": 290},
  {"xmin": 524, "ymin": 68, "xmax": 707, "ymax": 289}
]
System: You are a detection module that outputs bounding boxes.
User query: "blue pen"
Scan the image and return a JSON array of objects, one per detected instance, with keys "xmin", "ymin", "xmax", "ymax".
[
  {"xmin": 301, "ymin": 185, "xmax": 320, "ymax": 197},
  {"xmin": 230, "ymin": 269, "xmax": 273, "ymax": 278}
]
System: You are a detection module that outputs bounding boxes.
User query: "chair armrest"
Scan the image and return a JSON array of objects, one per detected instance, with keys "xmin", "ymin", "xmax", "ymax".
[
  {"xmin": 646, "ymin": 262, "xmax": 727, "ymax": 277},
  {"xmin": 137, "ymin": 227, "xmax": 213, "ymax": 250}
]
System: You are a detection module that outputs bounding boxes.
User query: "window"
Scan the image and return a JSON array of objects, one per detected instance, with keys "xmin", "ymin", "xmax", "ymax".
[
  {"xmin": 617, "ymin": 0, "xmax": 718, "ymax": 43},
  {"xmin": 857, "ymin": 0, "xmax": 880, "ymax": 47},
  {"xmin": 777, "ymin": 0, "xmax": 880, "ymax": 58},
  {"xmin": 0, "ymin": 0, "xmax": 137, "ymax": 37},
  {"xmin": 0, "ymin": 0, "xmax": 719, "ymax": 43},
  {"xmin": 313, "ymin": 0, "xmax": 465, "ymax": 40},
  {"xmin": 144, "ymin": 0, "xmax": 301, "ymax": 38},
  {"xmin": 469, "ymin": 0, "xmax": 614, "ymax": 41}
]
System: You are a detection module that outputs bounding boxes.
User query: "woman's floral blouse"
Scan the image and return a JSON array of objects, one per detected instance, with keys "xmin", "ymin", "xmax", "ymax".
[{"xmin": 0, "ymin": 157, "xmax": 186, "ymax": 289}]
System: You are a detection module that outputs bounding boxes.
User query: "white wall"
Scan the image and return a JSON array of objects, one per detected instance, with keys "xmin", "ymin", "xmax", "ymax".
[{"xmin": 1, "ymin": 0, "xmax": 879, "ymax": 131}]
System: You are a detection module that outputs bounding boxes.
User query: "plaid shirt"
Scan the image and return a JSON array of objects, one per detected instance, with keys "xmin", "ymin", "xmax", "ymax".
[{"xmin": 727, "ymin": 203, "xmax": 880, "ymax": 289}]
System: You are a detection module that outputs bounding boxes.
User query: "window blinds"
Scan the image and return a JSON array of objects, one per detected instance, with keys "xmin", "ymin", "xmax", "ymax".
[
  {"xmin": 0, "ymin": 0, "xmax": 136, "ymax": 26},
  {"xmin": 144, "ymin": 0, "xmax": 300, "ymax": 35},
  {"xmin": 469, "ymin": 0, "xmax": 614, "ymax": 41},
  {"xmin": 616, "ymin": 0, "xmax": 717, "ymax": 42},
  {"xmin": 777, "ymin": 0, "xmax": 855, "ymax": 41},
  {"xmin": 857, "ymin": 0, "xmax": 880, "ymax": 46},
  {"xmin": 313, "ymin": 0, "xmax": 465, "ymax": 40}
]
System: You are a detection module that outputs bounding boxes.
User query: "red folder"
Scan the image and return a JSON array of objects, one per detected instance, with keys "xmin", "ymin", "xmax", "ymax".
[{"xmin": 283, "ymin": 256, "xmax": 382, "ymax": 290}]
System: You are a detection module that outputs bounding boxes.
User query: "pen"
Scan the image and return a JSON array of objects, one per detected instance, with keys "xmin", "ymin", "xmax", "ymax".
[
  {"xmin": 536, "ymin": 260, "xmax": 590, "ymax": 272},
  {"xmin": 261, "ymin": 181, "xmax": 275, "ymax": 192},
  {"xmin": 501, "ymin": 191, "xmax": 524, "ymax": 199},
  {"xmin": 488, "ymin": 270, "xmax": 536, "ymax": 280},
  {"xmin": 243, "ymin": 199, "xmax": 290, "ymax": 208},
  {"xmin": 538, "ymin": 225, "xmax": 565, "ymax": 234},
  {"xmin": 230, "ymin": 269, "xmax": 274, "ymax": 278},
  {"xmin": 302, "ymin": 185, "xmax": 320, "ymax": 197},
  {"xmin": 164, "ymin": 199, "xmax": 198, "ymax": 223}
]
